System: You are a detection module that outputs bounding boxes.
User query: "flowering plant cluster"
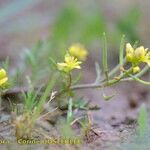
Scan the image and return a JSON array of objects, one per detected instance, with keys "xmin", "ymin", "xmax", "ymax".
[
  {"xmin": 126, "ymin": 43, "xmax": 150, "ymax": 73},
  {"xmin": 0, "ymin": 36, "xmax": 150, "ymax": 140},
  {"xmin": 57, "ymin": 43, "xmax": 88, "ymax": 73}
]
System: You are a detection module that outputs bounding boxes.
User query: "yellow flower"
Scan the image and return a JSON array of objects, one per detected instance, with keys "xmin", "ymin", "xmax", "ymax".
[
  {"xmin": 126, "ymin": 43, "xmax": 134, "ymax": 62},
  {"xmin": 68, "ymin": 43, "xmax": 88, "ymax": 61},
  {"xmin": 57, "ymin": 54, "xmax": 82, "ymax": 73},
  {"xmin": 132, "ymin": 66, "xmax": 140, "ymax": 74},
  {"xmin": 0, "ymin": 69, "xmax": 8, "ymax": 87},
  {"xmin": 126, "ymin": 43, "xmax": 150, "ymax": 66}
]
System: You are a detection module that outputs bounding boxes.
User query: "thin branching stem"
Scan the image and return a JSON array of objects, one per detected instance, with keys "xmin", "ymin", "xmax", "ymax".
[
  {"xmin": 108, "ymin": 59, "xmax": 126, "ymax": 79},
  {"xmin": 122, "ymin": 66, "xmax": 149, "ymax": 81},
  {"xmin": 3, "ymin": 66, "xmax": 149, "ymax": 99},
  {"xmin": 70, "ymin": 69, "xmax": 131, "ymax": 90},
  {"xmin": 129, "ymin": 74, "xmax": 150, "ymax": 85},
  {"xmin": 135, "ymin": 66, "xmax": 149, "ymax": 78}
]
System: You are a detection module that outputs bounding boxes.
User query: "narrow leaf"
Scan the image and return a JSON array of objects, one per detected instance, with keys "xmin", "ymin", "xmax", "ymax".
[
  {"xmin": 103, "ymin": 93, "xmax": 115, "ymax": 101},
  {"xmin": 67, "ymin": 98, "xmax": 73, "ymax": 123},
  {"xmin": 119, "ymin": 35, "xmax": 125, "ymax": 67},
  {"xmin": 95, "ymin": 62, "xmax": 102, "ymax": 83},
  {"xmin": 33, "ymin": 75, "xmax": 57, "ymax": 121},
  {"xmin": 102, "ymin": 32, "xmax": 108, "ymax": 81},
  {"xmin": 138, "ymin": 104, "xmax": 148, "ymax": 137}
]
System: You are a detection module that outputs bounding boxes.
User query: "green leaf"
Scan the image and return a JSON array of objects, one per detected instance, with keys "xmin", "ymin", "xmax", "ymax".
[
  {"xmin": 72, "ymin": 73, "xmax": 82, "ymax": 85},
  {"xmin": 119, "ymin": 35, "xmax": 125, "ymax": 67},
  {"xmin": 32, "ymin": 74, "xmax": 57, "ymax": 122},
  {"xmin": 49, "ymin": 57, "xmax": 57, "ymax": 69},
  {"xmin": 138, "ymin": 104, "xmax": 148, "ymax": 137},
  {"xmin": 95, "ymin": 62, "xmax": 102, "ymax": 83},
  {"xmin": 102, "ymin": 32, "xmax": 109, "ymax": 81},
  {"xmin": 103, "ymin": 93, "xmax": 115, "ymax": 101},
  {"xmin": 67, "ymin": 98, "xmax": 73, "ymax": 123},
  {"xmin": 58, "ymin": 118, "xmax": 75, "ymax": 138}
]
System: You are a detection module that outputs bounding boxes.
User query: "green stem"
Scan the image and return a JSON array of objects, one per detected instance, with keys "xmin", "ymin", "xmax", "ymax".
[
  {"xmin": 71, "ymin": 69, "xmax": 131, "ymax": 90},
  {"xmin": 108, "ymin": 59, "xmax": 126, "ymax": 79},
  {"xmin": 135, "ymin": 66, "xmax": 149, "ymax": 78},
  {"xmin": 128, "ymin": 74, "xmax": 150, "ymax": 85},
  {"xmin": 56, "ymin": 73, "xmax": 72, "ymax": 98},
  {"xmin": 101, "ymin": 57, "xmax": 126, "ymax": 83},
  {"xmin": 67, "ymin": 73, "xmax": 72, "ymax": 89},
  {"xmin": 122, "ymin": 66, "xmax": 149, "ymax": 82},
  {"xmin": 102, "ymin": 33, "xmax": 109, "ymax": 81},
  {"xmin": 119, "ymin": 35, "xmax": 125, "ymax": 67},
  {"xmin": 67, "ymin": 98, "xmax": 73, "ymax": 123}
]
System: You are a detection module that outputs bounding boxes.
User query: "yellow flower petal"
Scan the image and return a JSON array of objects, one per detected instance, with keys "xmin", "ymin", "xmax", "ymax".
[
  {"xmin": 74, "ymin": 66, "xmax": 81, "ymax": 69},
  {"xmin": 146, "ymin": 61, "xmax": 150, "ymax": 66},
  {"xmin": 69, "ymin": 43, "xmax": 88, "ymax": 61},
  {"xmin": 126, "ymin": 43, "xmax": 134, "ymax": 53},
  {"xmin": 0, "ymin": 69, "xmax": 7, "ymax": 80},
  {"xmin": 126, "ymin": 43, "xmax": 150, "ymax": 67},
  {"xmin": 0, "ymin": 77, "xmax": 8, "ymax": 87},
  {"xmin": 132, "ymin": 66, "xmax": 140, "ymax": 74},
  {"xmin": 126, "ymin": 43, "xmax": 134, "ymax": 62},
  {"xmin": 134, "ymin": 46, "xmax": 146, "ymax": 59},
  {"xmin": 57, "ymin": 54, "xmax": 82, "ymax": 73}
]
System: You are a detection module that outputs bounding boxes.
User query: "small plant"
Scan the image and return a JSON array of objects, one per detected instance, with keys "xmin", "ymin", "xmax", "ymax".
[
  {"xmin": 121, "ymin": 104, "xmax": 149, "ymax": 150},
  {"xmin": 56, "ymin": 35, "xmax": 150, "ymax": 95},
  {"xmin": 53, "ymin": 35, "xmax": 150, "ymax": 138},
  {"xmin": 3, "ymin": 34, "xmax": 150, "ymax": 141},
  {"xmin": 12, "ymin": 77, "xmax": 56, "ymax": 139}
]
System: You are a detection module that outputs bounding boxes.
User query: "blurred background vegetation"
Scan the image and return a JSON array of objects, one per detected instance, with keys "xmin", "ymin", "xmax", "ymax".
[{"xmin": 0, "ymin": 0, "xmax": 149, "ymax": 86}]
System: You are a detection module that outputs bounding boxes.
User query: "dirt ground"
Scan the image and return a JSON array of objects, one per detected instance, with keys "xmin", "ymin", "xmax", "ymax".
[{"xmin": 0, "ymin": 81, "xmax": 149, "ymax": 150}]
